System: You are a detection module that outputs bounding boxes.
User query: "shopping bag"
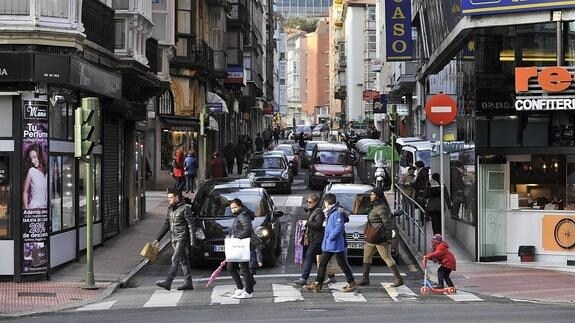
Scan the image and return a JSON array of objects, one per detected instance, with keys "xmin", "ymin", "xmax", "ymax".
[
  {"xmin": 224, "ymin": 237, "xmax": 251, "ymax": 262},
  {"xmin": 140, "ymin": 242, "xmax": 159, "ymax": 262}
]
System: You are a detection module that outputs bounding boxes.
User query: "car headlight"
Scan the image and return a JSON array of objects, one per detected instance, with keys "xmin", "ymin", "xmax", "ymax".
[
  {"xmin": 195, "ymin": 227, "xmax": 206, "ymax": 240},
  {"xmin": 314, "ymin": 172, "xmax": 326, "ymax": 176},
  {"xmin": 255, "ymin": 226, "xmax": 270, "ymax": 239},
  {"xmin": 282, "ymin": 171, "xmax": 290, "ymax": 179}
]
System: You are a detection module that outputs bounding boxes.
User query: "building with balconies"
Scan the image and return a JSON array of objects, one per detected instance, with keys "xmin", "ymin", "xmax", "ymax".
[
  {"xmin": 286, "ymin": 30, "xmax": 308, "ymax": 125},
  {"xmin": 276, "ymin": 0, "xmax": 331, "ymax": 18}
]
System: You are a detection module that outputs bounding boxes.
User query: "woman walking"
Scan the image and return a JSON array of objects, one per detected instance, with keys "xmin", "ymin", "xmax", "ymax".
[{"xmin": 227, "ymin": 198, "xmax": 255, "ymax": 299}]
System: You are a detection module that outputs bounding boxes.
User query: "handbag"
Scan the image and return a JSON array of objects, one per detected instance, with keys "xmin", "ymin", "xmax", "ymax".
[
  {"xmin": 224, "ymin": 237, "xmax": 251, "ymax": 262},
  {"xmin": 364, "ymin": 222, "xmax": 383, "ymax": 244},
  {"xmin": 140, "ymin": 242, "xmax": 159, "ymax": 262}
]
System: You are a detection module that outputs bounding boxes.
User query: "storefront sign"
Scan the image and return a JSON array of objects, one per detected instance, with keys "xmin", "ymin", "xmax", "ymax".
[
  {"xmin": 462, "ymin": 0, "xmax": 575, "ymax": 16},
  {"xmin": 363, "ymin": 90, "xmax": 380, "ymax": 102},
  {"xmin": 542, "ymin": 215, "xmax": 575, "ymax": 251},
  {"xmin": 477, "ymin": 90, "xmax": 514, "ymax": 113},
  {"xmin": 0, "ymin": 52, "xmax": 34, "ymax": 82},
  {"xmin": 385, "ymin": 0, "xmax": 413, "ymax": 61},
  {"xmin": 207, "ymin": 102, "xmax": 223, "ymax": 113},
  {"xmin": 515, "ymin": 66, "xmax": 575, "ymax": 111},
  {"xmin": 21, "ymin": 100, "xmax": 49, "ymax": 275},
  {"xmin": 34, "ymin": 53, "xmax": 70, "ymax": 84},
  {"xmin": 224, "ymin": 66, "xmax": 245, "ymax": 85},
  {"xmin": 70, "ymin": 57, "xmax": 122, "ymax": 99}
]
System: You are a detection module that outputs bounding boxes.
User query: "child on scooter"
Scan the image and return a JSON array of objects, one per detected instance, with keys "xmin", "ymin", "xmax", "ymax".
[{"xmin": 424, "ymin": 234, "xmax": 456, "ymax": 289}]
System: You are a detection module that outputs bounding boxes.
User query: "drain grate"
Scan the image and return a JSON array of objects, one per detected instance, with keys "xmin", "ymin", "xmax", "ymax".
[{"xmin": 18, "ymin": 292, "xmax": 57, "ymax": 297}]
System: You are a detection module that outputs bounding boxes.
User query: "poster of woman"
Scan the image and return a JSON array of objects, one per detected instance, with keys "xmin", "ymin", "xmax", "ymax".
[{"xmin": 23, "ymin": 142, "xmax": 48, "ymax": 209}]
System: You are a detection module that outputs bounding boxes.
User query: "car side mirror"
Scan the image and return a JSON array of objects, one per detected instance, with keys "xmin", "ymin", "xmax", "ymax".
[{"xmin": 273, "ymin": 211, "xmax": 284, "ymax": 218}]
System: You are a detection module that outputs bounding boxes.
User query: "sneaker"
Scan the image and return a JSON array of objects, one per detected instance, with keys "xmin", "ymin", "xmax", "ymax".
[
  {"xmin": 231, "ymin": 288, "xmax": 244, "ymax": 297},
  {"xmin": 293, "ymin": 278, "xmax": 308, "ymax": 286},
  {"xmin": 233, "ymin": 291, "xmax": 253, "ymax": 299}
]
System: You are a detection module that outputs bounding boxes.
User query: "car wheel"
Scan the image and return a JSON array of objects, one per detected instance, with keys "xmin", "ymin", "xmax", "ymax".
[{"xmin": 263, "ymin": 244, "xmax": 276, "ymax": 267}]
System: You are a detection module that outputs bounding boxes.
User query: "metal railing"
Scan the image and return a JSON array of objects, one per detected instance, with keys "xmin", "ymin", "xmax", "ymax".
[{"xmin": 393, "ymin": 184, "xmax": 428, "ymax": 255}]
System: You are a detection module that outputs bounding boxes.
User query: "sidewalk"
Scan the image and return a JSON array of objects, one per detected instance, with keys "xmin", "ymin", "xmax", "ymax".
[{"xmin": 0, "ymin": 191, "xmax": 182, "ymax": 318}]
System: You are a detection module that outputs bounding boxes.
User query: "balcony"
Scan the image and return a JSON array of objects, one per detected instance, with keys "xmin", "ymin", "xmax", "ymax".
[
  {"xmin": 146, "ymin": 38, "xmax": 159, "ymax": 74},
  {"xmin": 335, "ymin": 85, "xmax": 347, "ymax": 100},
  {"xmin": 172, "ymin": 37, "xmax": 214, "ymax": 72},
  {"xmin": 227, "ymin": 1, "xmax": 250, "ymax": 31},
  {"xmin": 83, "ymin": 0, "xmax": 115, "ymax": 52}
]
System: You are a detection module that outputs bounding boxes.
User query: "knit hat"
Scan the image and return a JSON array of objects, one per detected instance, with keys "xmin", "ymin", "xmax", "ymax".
[
  {"xmin": 432, "ymin": 234, "xmax": 443, "ymax": 243},
  {"xmin": 371, "ymin": 187, "xmax": 385, "ymax": 198}
]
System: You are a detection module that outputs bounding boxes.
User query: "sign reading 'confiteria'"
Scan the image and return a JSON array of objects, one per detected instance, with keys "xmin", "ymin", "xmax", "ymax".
[{"xmin": 514, "ymin": 66, "xmax": 575, "ymax": 111}]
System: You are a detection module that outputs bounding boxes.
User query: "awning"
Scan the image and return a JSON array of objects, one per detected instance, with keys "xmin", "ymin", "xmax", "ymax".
[
  {"xmin": 206, "ymin": 91, "xmax": 229, "ymax": 114},
  {"xmin": 207, "ymin": 115, "xmax": 219, "ymax": 131}
]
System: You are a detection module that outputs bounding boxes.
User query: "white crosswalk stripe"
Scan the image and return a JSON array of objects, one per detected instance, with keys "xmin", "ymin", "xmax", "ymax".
[
  {"xmin": 210, "ymin": 285, "xmax": 240, "ymax": 305},
  {"xmin": 272, "ymin": 284, "xmax": 304, "ymax": 303},
  {"xmin": 381, "ymin": 283, "xmax": 419, "ymax": 302},
  {"xmin": 143, "ymin": 290, "xmax": 183, "ymax": 307},
  {"xmin": 329, "ymin": 282, "xmax": 367, "ymax": 302},
  {"xmin": 77, "ymin": 300, "xmax": 117, "ymax": 311},
  {"xmin": 447, "ymin": 290, "xmax": 484, "ymax": 302}
]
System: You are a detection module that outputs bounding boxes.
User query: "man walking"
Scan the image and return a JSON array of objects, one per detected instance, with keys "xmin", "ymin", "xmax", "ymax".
[
  {"xmin": 153, "ymin": 188, "xmax": 196, "ymax": 291},
  {"xmin": 304, "ymin": 193, "xmax": 356, "ymax": 293},
  {"xmin": 293, "ymin": 194, "xmax": 325, "ymax": 286},
  {"xmin": 223, "ymin": 141, "xmax": 236, "ymax": 175}
]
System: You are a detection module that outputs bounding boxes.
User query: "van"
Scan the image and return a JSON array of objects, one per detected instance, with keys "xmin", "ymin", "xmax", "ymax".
[{"xmin": 398, "ymin": 141, "xmax": 435, "ymax": 175}]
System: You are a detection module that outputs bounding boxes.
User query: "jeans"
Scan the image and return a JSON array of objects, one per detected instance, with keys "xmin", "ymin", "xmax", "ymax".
[
  {"xmin": 301, "ymin": 242, "xmax": 322, "ymax": 280},
  {"xmin": 226, "ymin": 159, "xmax": 235, "ymax": 175},
  {"xmin": 185, "ymin": 175, "xmax": 196, "ymax": 192},
  {"xmin": 227, "ymin": 261, "xmax": 254, "ymax": 294},
  {"xmin": 437, "ymin": 266, "xmax": 454, "ymax": 288},
  {"xmin": 316, "ymin": 251, "xmax": 354, "ymax": 287},
  {"xmin": 166, "ymin": 239, "xmax": 192, "ymax": 282}
]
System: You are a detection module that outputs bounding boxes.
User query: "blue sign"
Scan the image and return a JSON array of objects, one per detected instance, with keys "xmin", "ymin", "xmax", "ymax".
[
  {"xmin": 385, "ymin": 0, "xmax": 413, "ymax": 61},
  {"xmin": 461, "ymin": 0, "xmax": 575, "ymax": 16},
  {"xmin": 207, "ymin": 102, "xmax": 223, "ymax": 113}
]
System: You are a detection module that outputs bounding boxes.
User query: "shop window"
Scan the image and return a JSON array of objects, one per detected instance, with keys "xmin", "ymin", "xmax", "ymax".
[
  {"xmin": 160, "ymin": 130, "xmax": 198, "ymax": 170},
  {"xmin": 48, "ymin": 91, "xmax": 75, "ymax": 141},
  {"xmin": 449, "ymin": 151, "xmax": 476, "ymax": 224},
  {"xmin": 0, "ymin": 96, "xmax": 13, "ymax": 137},
  {"xmin": 0, "ymin": 156, "xmax": 10, "ymax": 238},
  {"xmin": 50, "ymin": 155, "xmax": 74, "ymax": 232}
]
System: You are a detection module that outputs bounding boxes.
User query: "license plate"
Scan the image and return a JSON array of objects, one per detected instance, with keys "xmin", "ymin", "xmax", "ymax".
[
  {"xmin": 347, "ymin": 242, "xmax": 364, "ymax": 249},
  {"xmin": 261, "ymin": 183, "xmax": 276, "ymax": 187},
  {"xmin": 213, "ymin": 245, "xmax": 225, "ymax": 252},
  {"xmin": 329, "ymin": 178, "xmax": 342, "ymax": 182}
]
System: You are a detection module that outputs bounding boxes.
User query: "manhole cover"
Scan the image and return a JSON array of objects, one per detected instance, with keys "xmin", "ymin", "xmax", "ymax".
[{"xmin": 18, "ymin": 292, "xmax": 57, "ymax": 297}]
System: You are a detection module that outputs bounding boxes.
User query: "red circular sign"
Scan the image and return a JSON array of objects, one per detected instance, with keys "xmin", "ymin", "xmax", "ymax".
[{"xmin": 425, "ymin": 93, "xmax": 457, "ymax": 126}]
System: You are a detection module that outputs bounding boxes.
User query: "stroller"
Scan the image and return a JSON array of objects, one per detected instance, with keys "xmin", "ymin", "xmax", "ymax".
[{"xmin": 420, "ymin": 257, "xmax": 456, "ymax": 295}]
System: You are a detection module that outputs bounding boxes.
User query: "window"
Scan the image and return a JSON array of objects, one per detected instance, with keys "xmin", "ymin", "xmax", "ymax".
[
  {"xmin": 41, "ymin": 0, "xmax": 69, "ymax": 18},
  {"xmin": 50, "ymin": 156, "xmax": 75, "ymax": 232},
  {"xmin": 177, "ymin": 0, "xmax": 192, "ymax": 34},
  {"xmin": 115, "ymin": 20, "xmax": 126, "ymax": 50},
  {"xmin": 0, "ymin": 156, "xmax": 10, "ymax": 238},
  {"xmin": 0, "ymin": 96, "xmax": 12, "ymax": 137}
]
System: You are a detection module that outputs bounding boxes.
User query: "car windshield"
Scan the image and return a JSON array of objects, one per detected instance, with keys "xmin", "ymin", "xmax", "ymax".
[
  {"xmin": 314, "ymin": 151, "xmax": 349, "ymax": 165},
  {"xmin": 329, "ymin": 192, "xmax": 372, "ymax": 215},
  {"xmin": 201, "ymin": 192, "xmax": 263, "ymax": 217},
  {"xmin": 296, "ymin": 126, "xmax": 311, "ymax": 133},
  {"xmin": 305, "ymin": 142, "xmax": 322, "ymax": 152},
  {"xmin": 313, "ymin": 125, "xmax": 324, "ymax": 132},
  {"xmin": 416, "ymin": 150, "xmax": 432, "ymax": 167},
  {"xmin": 275, "ymin": 146, "xmax": 294, "ymax": 156},
  {"xmin": 250, "ymin": 157, "xmax": 284, "ymax": 169}
]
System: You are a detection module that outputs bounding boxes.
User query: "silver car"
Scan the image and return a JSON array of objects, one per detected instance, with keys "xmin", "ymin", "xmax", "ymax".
[{"xmin": 320, "ymin": 183, "xmax": 399, "ymax": 260}]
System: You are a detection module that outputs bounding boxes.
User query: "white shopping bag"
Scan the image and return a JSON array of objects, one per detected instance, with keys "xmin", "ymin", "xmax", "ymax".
[{"xmin": 224, "ymin": 237, "xmax": 251, "ymax": 262}]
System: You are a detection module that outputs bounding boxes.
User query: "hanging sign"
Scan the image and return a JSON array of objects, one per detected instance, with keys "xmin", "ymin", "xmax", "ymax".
[{"xmin": 385, "ymin": 0, "xmax": 413, "ymax": 61}]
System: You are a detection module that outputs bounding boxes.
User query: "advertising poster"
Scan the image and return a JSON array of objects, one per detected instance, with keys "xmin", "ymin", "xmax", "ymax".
[{"xmin": 21, "ymin": 100, "xmax": 49, "ymax": 275}]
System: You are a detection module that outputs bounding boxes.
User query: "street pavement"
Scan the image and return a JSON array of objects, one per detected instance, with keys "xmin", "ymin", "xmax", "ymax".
[{"xmin": 2, "ymin": 190, "xmax": 575, "ymax": 318}]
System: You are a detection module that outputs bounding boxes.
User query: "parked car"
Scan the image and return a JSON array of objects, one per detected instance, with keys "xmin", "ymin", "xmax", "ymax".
[
  {"xmin": 274, "ymin": 144, "xmax": 300, "ymax": 175},
  {"xmin": 193, "ymin": 188, "xmax": 283, "ymax": 267},
  {"xmin": 294, "ymin": 125, "xmax": 313, "ymax": 140},
  {"xmin": 308, "ymin": 143, "xmax": 354, "ymax": 190},
  {"xmin": 320, "ymin": 183, "xmax": 399, "ymax": 260},
  {"xmin": 246, "ymin": 152, "xmax": 293, "ymax": 194},
  {"xmin": 302, "ymin": 140, "xmax": 327, "ymax": 169}
]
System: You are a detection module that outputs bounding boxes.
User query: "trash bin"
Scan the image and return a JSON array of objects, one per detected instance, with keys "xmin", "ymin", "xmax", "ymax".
[{"xmin": 518, "ymin": 245, "xmax": 535, "ymax": 262}]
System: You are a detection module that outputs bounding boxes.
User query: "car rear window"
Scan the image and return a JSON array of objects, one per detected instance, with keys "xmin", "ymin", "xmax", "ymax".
[
  {"xmin": 201, "ymin": 192, "xmax": 263, "ymax": 217},
  {"xmin": 296, "ymin": 126, "xmax": 311, "ymax": 133},
  {"xmin": 250, "ymin": 157, "xmax": 285, "ymax": 169},
  {"xmin": 314, "ymin": 151, "xmax": 349, "ymax": 165},
  {"xmin": 275, "ymin": 146, "xmax": 294, "ymax": 156}
]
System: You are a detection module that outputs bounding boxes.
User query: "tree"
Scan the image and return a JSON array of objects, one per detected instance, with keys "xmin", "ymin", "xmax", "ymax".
[{"xmin": 283, "ymin": 17, "xmax": 319, "ymax": 33}]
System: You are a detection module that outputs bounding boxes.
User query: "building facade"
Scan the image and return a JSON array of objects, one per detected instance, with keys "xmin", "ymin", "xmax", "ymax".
[{"xmin": 305, "ymin": 19, "xmax": 331, "ymax": 124}]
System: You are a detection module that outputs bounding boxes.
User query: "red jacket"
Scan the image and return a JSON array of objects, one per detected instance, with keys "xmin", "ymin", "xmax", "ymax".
[
  {"xmin": 210, "ymin": 157, "xmax": 227, "ymax": 179},
  {"xmin": 173, "ymin": 150, "xmax": 185, "ymax": 177},
  {"xmin": 425, "ymin": 241, "xmax": 456, "ymax": 271}
]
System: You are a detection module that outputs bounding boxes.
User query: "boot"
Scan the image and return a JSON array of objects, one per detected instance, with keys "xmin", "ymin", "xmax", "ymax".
[
  {"xmin": 303, "ymin": 281, "xmax": 321, "ymax": 293},
  {"xmin": 155, "ymin": 279, "xmax": 172, "ymax": 291},
  {"xmin": 357, "ymin": 263, "xmax": 371, "ymax": 286},
  {"xmin": 341, "ymin": 281, "xmax": 357, "ymax": 293},
  {"xmin": 389, "ymin": 265, "xmax": 404, "ymax": 287},
  {"xmin": 177, "ymin": 279, "xmax": 194, "ymax": 291}
]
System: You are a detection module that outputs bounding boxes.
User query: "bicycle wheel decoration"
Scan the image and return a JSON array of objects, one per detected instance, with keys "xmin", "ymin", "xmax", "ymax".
[{"xmin": 554, "ymin": 218, "xmax": 575, "ymax": 249}]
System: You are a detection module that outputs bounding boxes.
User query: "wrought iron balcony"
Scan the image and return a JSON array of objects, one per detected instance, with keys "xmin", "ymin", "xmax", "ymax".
[
  {"xmin": 146, "ymin": 38, "xmax": 159, "ymax": 74},
  {"xmin": 83, "ymin": 0, "xmax": 115, "ymax": 52},
  {"xmin": 172, "ymin": 37, "xmax": 214, "ymax": 72}
]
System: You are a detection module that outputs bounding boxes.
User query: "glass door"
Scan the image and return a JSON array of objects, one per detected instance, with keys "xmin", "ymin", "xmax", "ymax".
[{"xmin": 478, "ymin": 161, "xmax": 507, "ymax": 261}]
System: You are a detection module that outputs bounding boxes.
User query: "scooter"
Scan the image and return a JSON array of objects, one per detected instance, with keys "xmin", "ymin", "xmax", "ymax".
[
  {"xmin": 420, "ymin": 257, "xmax": 457, "ymax": 295},
  {"xmin": 373, "ymin": 149, "xmax": 391, "ymax": 191}
]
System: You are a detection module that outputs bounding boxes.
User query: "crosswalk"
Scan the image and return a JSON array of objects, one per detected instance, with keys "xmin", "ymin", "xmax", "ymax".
[{"xmin": 75, "ymin": 280, "xmax": 485, "ymax": 312}]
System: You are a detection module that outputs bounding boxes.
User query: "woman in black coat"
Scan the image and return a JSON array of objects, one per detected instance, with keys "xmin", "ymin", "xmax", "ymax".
[
  {"xmin": 227, "ymin": 198, "xmax": 255, "ymax": 299},
  {"xmin": 425, "ymin": 173, "xmax": 452, "ymax": 235}
]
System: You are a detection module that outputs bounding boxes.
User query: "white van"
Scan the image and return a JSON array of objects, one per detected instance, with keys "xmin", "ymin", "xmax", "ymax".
[{"xmin": 398, "ymin": 140, "xmax": 435, "ymax": 175}]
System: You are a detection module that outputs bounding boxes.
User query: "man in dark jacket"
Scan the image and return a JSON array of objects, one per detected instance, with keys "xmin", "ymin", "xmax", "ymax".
[
  {"xmin": 255, "ymin": 133, "xmax": 264, "ymax": 152},
  {"xmin": 425, "ymin": 173, "xmax": 452, "ymax": 235},
  {"xmin": 413, "ymin": 160, "xmax": 430, "ymax": 207},
  {"xmin": 227, "ymin": 198, "xmax": 255, "ymax": 299},
  {"xmin": 294, "ymin": 194, "xmax": 325, "ymax": 286},
  {"xmin": 153, "ymin": 188, "xmax": 196, "ymax": 291},
  {"xmin": 223, "ymin": 141, "xmax": 236, "ymax": 174},
  {"xmin": 234, "ymin": 140, "xmax": 247, "ymax": 175}
]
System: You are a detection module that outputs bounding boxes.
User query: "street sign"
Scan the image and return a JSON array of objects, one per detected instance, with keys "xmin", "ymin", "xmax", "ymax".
[
  {"xmin": 395, "ymin": 104, "xmax": 409, "ymax": 116},
  {"xmin": 425, "ymin": 93, "xmax": 457, "ymax": 126}
]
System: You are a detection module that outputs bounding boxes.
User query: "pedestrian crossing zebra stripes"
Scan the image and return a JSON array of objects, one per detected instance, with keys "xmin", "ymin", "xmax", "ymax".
[{"xmin": 75, "ymin": 280, "xmax": 484, "ymax": 311}]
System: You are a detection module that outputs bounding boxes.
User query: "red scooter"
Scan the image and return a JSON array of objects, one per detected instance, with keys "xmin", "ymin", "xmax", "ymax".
[{"xmin": 420, "ymin": 257, "xmax": 456, "ymax": 295}]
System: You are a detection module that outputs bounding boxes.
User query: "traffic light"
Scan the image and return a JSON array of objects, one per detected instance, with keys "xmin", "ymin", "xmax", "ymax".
[{"xmin": 74, "ymin": 97, "xmax": 100, "ymax": 158}]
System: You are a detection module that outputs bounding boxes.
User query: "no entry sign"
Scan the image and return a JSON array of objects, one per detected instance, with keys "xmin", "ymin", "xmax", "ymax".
[{"xmin": 425, "ymin": 93, "xmax": 457, "ymax": 125}]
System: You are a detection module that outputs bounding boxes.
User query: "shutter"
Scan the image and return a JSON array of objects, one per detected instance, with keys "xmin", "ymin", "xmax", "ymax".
[{"xmin": 102, "ymin": 116, "xmax": 120, "ymax": 239}]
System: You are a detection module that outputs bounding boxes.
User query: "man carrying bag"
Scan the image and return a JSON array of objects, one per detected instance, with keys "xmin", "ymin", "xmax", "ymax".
[
  {"xmin": 153, "ymin": 188, "xmax": 196, "ymax": 291},
  {"xmin": 226, "ymin": 198, "xmax": 255, "ymax": 299}
]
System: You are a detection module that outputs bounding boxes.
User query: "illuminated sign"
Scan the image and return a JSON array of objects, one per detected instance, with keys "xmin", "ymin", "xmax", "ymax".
[
  {"xmin": 515, "ymin": 66, "xmax": 575, "ymax": 111},
  {"xmin": 385, "ymin": 0, "xmax": 413, "ymax": 61},
  {"xmin": 462, "ymin": 0, "xmax": 575, "ymax": 16}
]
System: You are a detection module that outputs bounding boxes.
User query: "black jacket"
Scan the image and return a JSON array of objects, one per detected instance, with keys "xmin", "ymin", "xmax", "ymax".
[
  {"xmin": 304, "ymin": 206, "xmax": 325, "ymax": 244},
  {"xmin": 232, "ymin": 207, "xmax": 254, "ymax": 239},
  {"xmin": 425, "ymin": 179, "xmax": 452, "ymax": 212},
  {"xmin": 156, "ymin": 201, "xmax": 196, "ymax": 245}
]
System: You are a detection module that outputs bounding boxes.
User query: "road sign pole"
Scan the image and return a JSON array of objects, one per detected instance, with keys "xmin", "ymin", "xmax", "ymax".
[{"xmin": 440, "ymin": 125, "xmax": 445, "ymax": 237}]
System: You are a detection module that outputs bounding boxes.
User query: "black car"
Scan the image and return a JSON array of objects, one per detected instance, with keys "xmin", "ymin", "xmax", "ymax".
[
  {"xmin": 246, "ymin": 153, "xmax": 293, "ymax": 194},
  {"xmin": 193, "ymin": 188, "xmax": 283, "ymax": 267},
  {"xmin": 191, "ymin": 177, "xmax": 254, "ymax": 213}
]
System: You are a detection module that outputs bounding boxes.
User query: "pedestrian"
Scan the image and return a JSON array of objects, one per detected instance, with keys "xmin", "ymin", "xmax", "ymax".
[
  {"xmin": 209, "ymin": 152, "xmax": 227, "ymax": 179},
  {"xmin": 234, "ymin": 139, "xmax": 247, "ymax": 175},
  {"xmin": 450, "ymin": 161, "xmax": 465, "ymax": 218},
  {"xmin": 172, "ymin": 145, "xmax": 185, "ymax": 192},
  {"xmin": 425, "ymin": 172, "xmax": 452, "ymax": 235},
  {"xmin": 357, "ymin": 187, "xmax": 403, "ymax": 287},
  {"xmin": 413, "ymin": 160, "xmax": 429, "ymax": 207},
  {"xmin": 223, "ymin": 141, "xmax": 236, "ymax": 175},
  {"xmin": 262, "ymin": 126, "xmax": 272, "ymax": 149},
  {"xmin": 255, "ymin": 133, "xmax": 264, "ymax": 152},
  {"xmin": 293, "ymin": 194, "xmax": 325, "ymax": 286},
  {"xmin": 298, "ymin": 131, "xmax": 305, "ymax": 149},
  {"xmin": 183, "ymin": 150, "xmax": 198, "ymax": 193},
  {"xmin": 227, "ymin": 198, "xmax": 256, "ymax": 299},
  {"xmin": 153, "ymin": 188, "xmax": 196, "ymax": 291},
  {"xmin": 424, "ymin": 234, "xmax": 456, "ymax": 290},
  {"xmin": 273, "ymin": 127, "xmax": 280, "ymax": 145},
  {"xmin": 303, "ymin": 193, "xmax": 356, "ymax": 293},
  {"xmin": 244, "ymin": 134, "xmax": 254, "ymax": 156},
  {"xmin": 398, "ymin": 165, "xmax": 416, "ymax": 198}
]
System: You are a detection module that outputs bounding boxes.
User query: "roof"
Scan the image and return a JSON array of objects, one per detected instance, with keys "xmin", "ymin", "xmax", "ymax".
[
  {"xmin": 315, "ymin": 143, "xmax": 348, "ymax": 151},
  {"xmin": 325, "ymin": 183, "xmax": 374, "ymax": 193}
]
